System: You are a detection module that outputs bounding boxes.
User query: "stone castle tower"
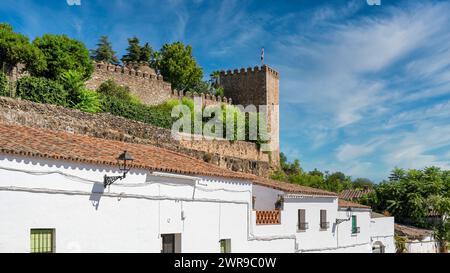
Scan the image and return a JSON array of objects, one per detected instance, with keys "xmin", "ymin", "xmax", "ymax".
[{"xmin": 219, "ymin": 65, "xmax": 280, "ymax": 166}]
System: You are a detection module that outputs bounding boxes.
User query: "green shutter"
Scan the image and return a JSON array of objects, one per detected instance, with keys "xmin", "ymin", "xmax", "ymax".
[{"xmin": 352, "ymin": 216, "xmax": 357, "ymax": 233}]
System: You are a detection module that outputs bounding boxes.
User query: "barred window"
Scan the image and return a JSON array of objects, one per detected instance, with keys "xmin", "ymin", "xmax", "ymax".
[{"xmin": 30, "ymin": 229, "xmax": 55, "ymax": 253}]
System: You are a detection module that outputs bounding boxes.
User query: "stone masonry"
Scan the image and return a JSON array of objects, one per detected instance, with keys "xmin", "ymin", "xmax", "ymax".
[
  {"xmin": 0, "ymin": 97, "xmax": 270, "ymax": 176},
  {"xmin": 219, "ymin": 66, "xmax": 280, "ymax": 165}
]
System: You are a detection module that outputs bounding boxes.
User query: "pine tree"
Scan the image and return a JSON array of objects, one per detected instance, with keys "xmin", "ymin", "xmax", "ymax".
[
  {"xmin": 90, "ymin": 36, "xmax": 118, "ymax": 64},
  {"xmin": 121, "ymin": 37, "xmax": 141, "ymax": 64},
  {"xmin": 140, "ymin": 42, "xmax": 153, "ymax": 63}
]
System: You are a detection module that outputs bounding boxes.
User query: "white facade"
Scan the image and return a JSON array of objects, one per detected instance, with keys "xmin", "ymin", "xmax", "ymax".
[
  {"xmin": 405, "ymin": 237, "xmax": 439, "ymax": 253},
  {"xmin": 369, "ymin": 215, "xmax": 395, "ymax": 253},
  {"xmin": 0, "ymin": 154, "xmax": 394, "ymax": 253}
]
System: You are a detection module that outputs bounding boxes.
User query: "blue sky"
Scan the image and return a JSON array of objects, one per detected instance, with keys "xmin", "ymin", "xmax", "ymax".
[{"xmin": 1, "ymin": 0, "xmax": 450, "ymax": 182}]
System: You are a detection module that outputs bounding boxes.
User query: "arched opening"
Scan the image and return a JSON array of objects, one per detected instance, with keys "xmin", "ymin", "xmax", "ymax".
[{"xmin": 372, "ymin": 241, "xmax": 385, "ymax": 253}]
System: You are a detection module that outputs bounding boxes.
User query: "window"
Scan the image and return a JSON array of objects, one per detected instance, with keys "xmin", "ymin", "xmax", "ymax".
[
  {"xmin": 298, "ymin": 209, "xmax": 308, "ymax": 231},
  {"xmin": 351, "ymin": 215, "xmax": 360, "ymax": 234},
  {"xmin": 275, "ymin": 195, "xmax": 284, "ymax": 210},
  {"xmin": 320, "ymin": 210, "xmax": 329, "ymax": 229},
  {"xmin": 30, "ymin": 229, "xmax": 55, "ymax": 253},
  {"xmin": 220, "ymin": 239, "xmax": 231, "ymax": 253},
  {"xmin": 161, "ymin": 234, "xmax": 181, "ymax": 253},
  {"xmin": 162, "ymin": 234, "xmax": 175, "ymax": 253},
  {"xmin": 252, "ymin": 196, "xmax": 256, "ymax": 210}
]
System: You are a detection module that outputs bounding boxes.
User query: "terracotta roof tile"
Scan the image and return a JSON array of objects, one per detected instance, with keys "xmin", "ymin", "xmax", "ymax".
[
  {"xmin": 339, "ymin": 188, "xmax": 374, "ymax": 200},
  {"xmin": 0, "ymin": 123, "xmax": 337, "ymax": 197},
  {"xmin": 394, "ymin": 224, "xmax": 433, "ymax": 240},
  {"xmin": 338, "ymin": 199, "xmax": 371, "ymax": 209}
]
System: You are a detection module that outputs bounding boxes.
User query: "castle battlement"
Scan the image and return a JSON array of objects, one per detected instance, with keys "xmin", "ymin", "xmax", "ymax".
[
  {"xmin": 171, "ymin": 89, "xmax": 232, "ymax": 105},
  {"xmin": 93, "ymin": 61, "xmax": 168, "ymax": 85},
  {"xmin": 219, "ymin": 65, "xmax": 279, "ymax": 79},
  {"xmin": 87, "ymin": 61, "xmax": 231, "ymax": 106}
]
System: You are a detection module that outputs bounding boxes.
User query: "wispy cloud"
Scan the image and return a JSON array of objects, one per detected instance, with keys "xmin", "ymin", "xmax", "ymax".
[{"xmin": 1, "ymin": 0, "xmax": 449, "ymax": 181}]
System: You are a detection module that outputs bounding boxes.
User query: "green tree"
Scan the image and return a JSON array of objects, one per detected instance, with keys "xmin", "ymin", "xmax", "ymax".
[
  {"xmin": 90, "ymin": 36, "xmax": 118, "ymax": 64},
  {"xmin": 155, "ymin": 42, "xmax": 203, "ymax": 91},
  {"xmin": 140, "ymin": 42, "xmax": 153, "ymax": 63},
  {"xmin": 121, "ymin": 37, "xmax": 141, "ymax": 64},
  {"xmin": 31, "ymin": 34, "xmax": 93, "ymax": 80},
  {"xmin": 0, "ymin": 23, "xmax": 46, "ymax": 74},
  {"xmin": 365, "ymin": 167, "xmax": 450, "ymax": 228},
  {"xmin": 352, "ymin": 178, "xmax": 374, "ymax": 189}
]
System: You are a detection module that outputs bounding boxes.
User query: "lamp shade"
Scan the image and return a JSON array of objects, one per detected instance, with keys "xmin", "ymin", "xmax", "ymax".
[{"xmin": 117, "ymin": 150, "xmax": 134, "ymax": 161}]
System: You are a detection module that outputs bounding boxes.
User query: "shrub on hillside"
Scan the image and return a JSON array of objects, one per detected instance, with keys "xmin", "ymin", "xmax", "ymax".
[
  {"xmin": 97, "ymin": 80, "xmax": 139, "ymax": 103},
  {"xmin": 0, "ymin": 72, "xmax": 8, "ymax": 97},
  {"xmin": 101, "ymin": 96, "xmax": 176, "ymax": 129},
  {"xmin": 16, "ymin": 76, "xmax": 68, "ymax": 106},
  {"xmin": 75, "ymin": 89, "xmax": 102, "ymax": 113},
  {"xmin": 57, "ymin": 70, "xmax": 86, "ymax": 107}
]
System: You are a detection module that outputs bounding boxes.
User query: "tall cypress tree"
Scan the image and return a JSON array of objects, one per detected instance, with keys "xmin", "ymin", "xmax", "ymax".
[{"xmin": 90, "ymin": 36, "xmax": 118, "ymax": 64}]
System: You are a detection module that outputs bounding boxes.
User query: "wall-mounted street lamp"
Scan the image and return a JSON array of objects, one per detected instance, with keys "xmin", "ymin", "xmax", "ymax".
[
  {"xmin": 335, "ymin": 207, "xmax": 353, "ymax": 225},
  {"xmin": 104, "ymin": 151, "xmax": 134, "ymax": 188}
]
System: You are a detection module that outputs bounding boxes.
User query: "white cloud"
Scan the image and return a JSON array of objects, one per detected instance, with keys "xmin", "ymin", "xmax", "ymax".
[{"xmin": 336, "ymin": 143, "xmax": 376, "ymax": 162}]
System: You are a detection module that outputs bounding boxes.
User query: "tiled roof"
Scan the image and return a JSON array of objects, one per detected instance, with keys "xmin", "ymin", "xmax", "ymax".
[
  {"xmin": 339, "ymin": 188, "xmax": 374, "ymax": 200},
  {"xmin": 338, "ymin": 199, "xmax": 371, "ymax": 209},
  {"xmin": 371, "ymin": 212, "xmax": 388, "ymax": 218},
  {"xmin": 394, "ymin": 224, "xmax": 433, "ymax": 240},
  {"xmin": 252, "ymin": 176, "xmax": 337, "ymax": 197},
  {"xmin": 0, "ymin": 123, "xmax": 337, "ymax": 197}
]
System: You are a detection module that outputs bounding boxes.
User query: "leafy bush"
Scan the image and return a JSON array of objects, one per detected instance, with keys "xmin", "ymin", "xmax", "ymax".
[
  {"xmin": 0, "ymin": 71, "xmax": 8, "ymax": 96},
  {"xmin": 57, "ymin": 70, "xmax": 85, "ymax": 107},
  {"xmin": 0, "ymin": 23, "xmax": 46, "ymax": 74},
  {"xmin": 31, "ymin": 34, "xmax": 93, "ymax": 80},
  {"xmin": 16, "ymin": 76, "xmax": 68, "ymax": 106},
  {"xmin": 101, "ymin": 95, "xmax": 176, "ymax": 129},
  {"xmin": 97, "ymin": 80, "xmax": 138, "ymax": 103},
  {"xmin": 75, "ymin": 89, "xmax": 102, "ymax": 113}
]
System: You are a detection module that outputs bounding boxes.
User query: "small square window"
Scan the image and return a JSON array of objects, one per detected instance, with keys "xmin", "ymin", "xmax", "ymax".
[{"xmin": 30, "ymin": 229, "xmax": 55, "ymax": 253}]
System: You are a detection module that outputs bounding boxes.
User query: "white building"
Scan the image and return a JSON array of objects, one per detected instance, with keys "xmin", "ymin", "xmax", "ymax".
[
  {"xmin": 0, "ymin": 123, "xmax": 394, "ymax": 253},
  {"xmin": 395, "ymin": 224, "xmax": 440, "ymax": 253}
]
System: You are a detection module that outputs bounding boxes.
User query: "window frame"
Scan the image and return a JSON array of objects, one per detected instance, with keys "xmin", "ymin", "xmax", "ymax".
[
  {"xmin": 220, "ymin": 239, "xmax": 231, "ymax": 253},
  {"xmin": 30, "ymin": 229, "xmax": 55, "ymax": 253}
]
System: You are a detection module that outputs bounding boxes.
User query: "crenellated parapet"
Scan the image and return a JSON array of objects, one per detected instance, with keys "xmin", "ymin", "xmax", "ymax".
[
  {"xmin": 86, "ymin": 61, "xmax": 172, "ymax": 105},
  {"xmin": 170, "ymin": 89, "xmax": 232, "ymax": 106},
  {"xmin": 219, "ymin": 65, "xmax": 279, "ymax": 79}
]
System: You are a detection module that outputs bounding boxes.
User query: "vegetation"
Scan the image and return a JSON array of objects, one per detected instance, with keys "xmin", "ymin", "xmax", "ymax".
[
  {"xmin": 90, "ymin": 36, "xmax": 119, "ymax": 64},
  {"xmin": 99, "ymin": 80, "xmax": 191, "ymax": 129},
  {"xmin": 360, "ymin": 167, "xmax": 449, "ymax": 226},
  {"xmin": 271, "ymin": 152, "xmax": 357, "ymax": 193},
  {"xmin": 358, "ymin": 167, "xmax": 450, "ymax": 252},
  {"xmin": 0, "ymin": 71, "xmax": 8, "ymax": 96},
  {"xmin": 121, "ymin": 37, "xmax": 153, "ymax": 64},
  {"xmin": 394, "ymin": 234, "xmax": 407, "ymax": 253},
  {"xmin": 0, "ymin": 23, "xmax": 46, "ymax": 74},
  {"xmin": 153, "ymin": 42, "xmax": 203, "ymax": 91},
  {"xmin": 31, "ymin": 34, "xmax": 93, "ymax": 80},
  {"xmin": 16, "ymin": 76, "xmax": 68, "ymax": 106}
]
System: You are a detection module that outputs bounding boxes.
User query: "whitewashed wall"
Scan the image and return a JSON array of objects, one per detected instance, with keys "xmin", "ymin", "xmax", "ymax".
[
  {"xmin": 0, "ymin": 154, "xmax": 283, "ymax": 253},
  {"xmin": 406, "ymin": 237, "xmax": 439, "ymax": 253},
  {"xmin": 369, "ymin": 216, "xmax": 395, "ymax": 253},
  {"xmin": 0, "ymin": 153, "xmax": 394, "ymax": 253}
]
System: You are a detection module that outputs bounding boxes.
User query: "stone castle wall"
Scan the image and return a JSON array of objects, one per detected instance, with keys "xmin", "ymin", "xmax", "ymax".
[
  {"xmin": 86, "ymin": 62, "xmax": 232, "ymax": 107},
  {"xmin": 0, "ymin": 97, "xmax": 270, "ymax": 176},
  {"xmin": 219, "ymin": 65, "xmax": 280, "ymax": 165}
]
